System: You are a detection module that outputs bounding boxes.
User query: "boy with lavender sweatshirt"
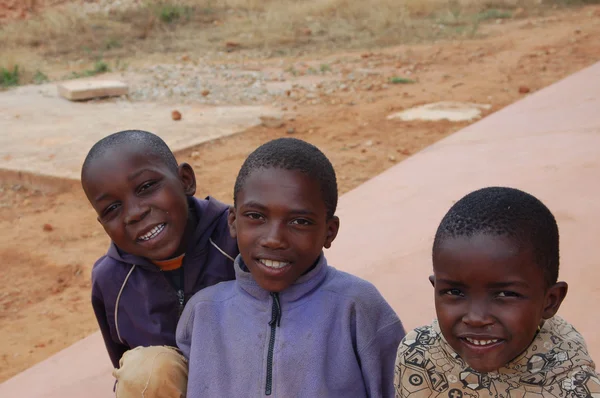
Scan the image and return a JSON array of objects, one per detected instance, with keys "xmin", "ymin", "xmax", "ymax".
[{"xmin": 177, "ymin": 138, "xmax": 405, "ymax": 397}]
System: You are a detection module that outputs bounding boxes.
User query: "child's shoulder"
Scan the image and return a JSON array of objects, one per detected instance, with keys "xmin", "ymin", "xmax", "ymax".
[
  {"xmin": 323, "ymin": 266, "xmax": 383, "ymax": 298},
  {"xmin": 397, "ymin": 322, "xmax": 441, "ymax": 354},
  {"xmin": 194, "ymin": 196, "xmax": 230, "ymax": 220},
  {"xmin": 321, "ymin": 266, "xmax": 396, "ymax": 316},
  {"xmin": 91, "ymin": 253, "xmax": 128, "ymax": 281},
  {"xmin": 184, "ymin": 279, "xmax": 237, "ymax": 309}
]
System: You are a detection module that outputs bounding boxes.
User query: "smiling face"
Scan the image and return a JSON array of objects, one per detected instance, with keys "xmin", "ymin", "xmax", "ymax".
[
  {"xmin": 432, "ymin": 233, "xmax": 567, "ymax": 373},
  {"xmin": 82, "ymin": 143, "xmax": 196, "ymax": 261},
  {"xmin": 228, "ymin": 168, "xmax": 339, "ymax": 292}
]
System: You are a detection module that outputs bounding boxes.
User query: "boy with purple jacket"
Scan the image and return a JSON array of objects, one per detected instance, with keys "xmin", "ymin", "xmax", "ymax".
[
  {"xmin": 81, "ymin": 130, "xmax": 238, "ymax": 396},
  {"xmin": 177, "ymin": 138, "xmax": 406, "ymax": 397}
]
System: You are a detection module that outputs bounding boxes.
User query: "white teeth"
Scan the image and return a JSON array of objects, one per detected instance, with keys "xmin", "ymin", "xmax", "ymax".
[
  {"xmin": 138, "ymin": 224, "xmax": 165, "ymax": 241},
  {"xmin": 259, "ymin": 259, "xmax": 289, "ymax": 269},
  {"xmin": 465, "ymin": 337, "xmax": 499, "ymax": 346}
]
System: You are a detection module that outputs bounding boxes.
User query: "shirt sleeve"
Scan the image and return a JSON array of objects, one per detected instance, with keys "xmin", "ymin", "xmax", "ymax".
[
  {"xmin": 359, "ymin": 318, "xmax": 406, "ymax": 398},
  {"xmin": 175, "ymin": 289, "xmax": 199, "ymax": 359},
  {"xmin": 91, "ymin": 283, "xmax": 129, "ymax": 368}
]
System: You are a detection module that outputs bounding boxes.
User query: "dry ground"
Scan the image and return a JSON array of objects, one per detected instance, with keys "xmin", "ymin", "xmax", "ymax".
[{"xmin": 1, "ymin": 0, "xmax": 600, "ymax": 382}]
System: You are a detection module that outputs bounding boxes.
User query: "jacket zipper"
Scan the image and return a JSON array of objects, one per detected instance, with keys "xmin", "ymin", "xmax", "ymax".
[
  {"xmin": 177, "ymin": 289, "xmax": 185, "ymax": 317},
  {"xmin": 160, "ymin": 265, "xmax": 186, "ymax": 317},
  {"xmin": 265, "ymin": 292, "xmax": 281, "ymax": 396},
  {"xmin": 178, "ymin": 264, "xmax": 185, "ymax": 316},
  {"xmin": 177, "ymin": 264, "xmax": 185, "ymax": 317}
]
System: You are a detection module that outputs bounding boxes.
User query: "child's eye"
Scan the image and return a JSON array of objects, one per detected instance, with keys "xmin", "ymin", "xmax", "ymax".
[
  {"xmin": 442, "ymin": 289, "xmax": 464, "ymax": 297},
  {"xmin": 102, "ymin": 203, "xmax": 120, "ymax": 217},
  {"xmin": 497, "ymin": 291, "xmax": 521, "ymax": 298},
  {"xmin": 290, "ymin": 218, "xmax": 312, "ymax": 226},
  {"xmin": 245, "ymin": 212, "xmax": 264, "ymax": 221},
  {"xmin": 138, "ymin": 181, "xmax": 157, "ymax": 194}
]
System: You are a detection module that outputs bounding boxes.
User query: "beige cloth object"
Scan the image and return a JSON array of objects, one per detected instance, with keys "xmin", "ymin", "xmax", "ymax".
[
  {"xmin": 113, "ymin": 346, "xmax": 188, "ymax": 398},
  {"xmin": 395, "ymin": 316, "xmax": 600, "ymax": 398}
]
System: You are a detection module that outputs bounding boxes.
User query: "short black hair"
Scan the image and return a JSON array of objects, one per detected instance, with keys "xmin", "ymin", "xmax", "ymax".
[
  {"xmin": 81, "ymin": 130, "xmax": 178, "ymax": 179},
  {"xmin": 433, "ymin": 187, "xmax": 559, "ymax": 286},
  {"xmin": 233, "ymin": 138, "xmax": 338, "ymax": 219}
]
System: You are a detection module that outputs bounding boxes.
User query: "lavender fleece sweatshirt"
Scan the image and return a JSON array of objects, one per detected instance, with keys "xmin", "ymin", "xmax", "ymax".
[{"xmin": 177, "ymin": 254, "xmax": 406, "ymax": 397}]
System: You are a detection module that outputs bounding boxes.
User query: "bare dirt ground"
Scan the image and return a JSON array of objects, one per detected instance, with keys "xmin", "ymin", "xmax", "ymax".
[{"xmin": 1, "ymin": 2, "xmax": 599, "ymax": 382}]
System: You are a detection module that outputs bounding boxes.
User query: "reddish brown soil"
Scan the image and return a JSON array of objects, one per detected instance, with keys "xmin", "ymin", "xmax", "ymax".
[{"xmin": 1, "ymin": 4, "xmax": 599, "ymax": 382}]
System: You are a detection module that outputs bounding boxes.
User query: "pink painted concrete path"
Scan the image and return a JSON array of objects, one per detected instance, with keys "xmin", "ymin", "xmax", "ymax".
[{"xmin": 1, "ymin": 61, "xmax": 599, "ymax": 397}]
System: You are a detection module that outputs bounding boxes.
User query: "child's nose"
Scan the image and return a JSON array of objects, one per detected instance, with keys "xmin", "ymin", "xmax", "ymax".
[
  {"xmin": 124, "ymin": 201, "xmax": 150, "ymax": 225},
  {"xmin": 462, "ymin": 301, "xmax": 494, "ymax": 327},
  {"xmin": 260, "ymin": 222, "xmax": 288, "ymax": 250}
]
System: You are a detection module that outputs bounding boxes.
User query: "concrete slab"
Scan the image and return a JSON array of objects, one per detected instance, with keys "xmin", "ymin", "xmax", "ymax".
[
  {"xmin": 0, "ymin": 332, "xmax": 112, "ymax": 398},
  {"xmin": 57, "ymin": 80, "xmax": 129, "ymax": 101},
  {"xmin": 387, "ymin": 101, "xmax": 492, "ymax": 122},
  {"xmin": 1, "ymin": 62, "xmax": 599, "ymax": 397},
  {"xmin": 0, "ymin": 80, "xmax": 280, "ymax": 190}
]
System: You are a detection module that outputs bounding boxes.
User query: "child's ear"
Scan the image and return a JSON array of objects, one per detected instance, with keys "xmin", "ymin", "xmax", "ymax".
[
  {"xmin": 542, "ymin": 281, "xmax": 568, "ymax": 319},
  {"xmin": 227, "ymin": 206, "xmax": 238, "ymax": 239},
  {"xmin": 178, "ymin": 163, "xmax": 197, "ymax": 196},
  {"xmin": 323, "ymin": 216, "xmax": 340, "ymax": 249},
  {"xmin": 429, "ymin": 275, "xmax": 435, "ymax": 287}
]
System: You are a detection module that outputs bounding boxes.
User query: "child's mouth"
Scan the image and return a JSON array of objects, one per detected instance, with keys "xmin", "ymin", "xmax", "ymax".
[
  {"xmin": 137, "ymin": 223, "xmax": 166, "ymax": 242},
  {"xmin": 464, "ymin": 337, "xmax": 500, "ymax": 346},
  {"xmin": 259, "ymin": 259, "xmax": 290, "ymax": 270},
  {"xmin": 460, "ymin": 336, "xmax": 504, "ymax": 351}
]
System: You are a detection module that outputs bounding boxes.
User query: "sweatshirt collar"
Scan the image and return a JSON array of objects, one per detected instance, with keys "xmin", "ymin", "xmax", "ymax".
[{"xmin": 234, "ymin": 253, "xmax": 329, "ymax": 304}]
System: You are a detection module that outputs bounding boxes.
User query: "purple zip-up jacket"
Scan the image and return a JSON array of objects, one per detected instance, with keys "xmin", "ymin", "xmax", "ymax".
[
  {"xmin": 91, "ymin": 196, "xmax": 238, "ymax": 368},
  {"xmin": 177, "ymin": 254, "xmax": 406, "ymax": 397}
]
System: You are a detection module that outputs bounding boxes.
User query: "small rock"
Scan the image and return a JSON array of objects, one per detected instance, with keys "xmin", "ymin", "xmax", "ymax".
[
  {"xmin": 364, "ymin": 140, "xmax": 373, "ymax": 147},
  {"xmin": 518, "ymin": 86, "xmax": 531, "ymax": 94},
  {"xmin": 191, "ymin": 151, "xmax": 200, "ymax": 159},
  {"xmin": 388, "ymin": 155, "xmax": 396, "ymax": 162},
  {"xmin": 22, "ymin": 199, "xmax": 31, "ymax": 207},
  {"xmin": 514, "ymin": 7, "xmax": 525, "ymax": 17},
  {"xmin": 286, "ymin": 128, "xmax": 296, "ymax": 135},
  {"xmin": 43, "ymin": 223, "xmax": 53, "ymax": 232},
  {"xmin": 260, "ymin": 116, "xmax": 284, "ymax": 129},
  {"xmin": 171, "ymin": 110, "xmax": 182, "ymax": 121},
  {"xmin": 201, "ymin": 89, "xmax": 210, "ymax": 97}
]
